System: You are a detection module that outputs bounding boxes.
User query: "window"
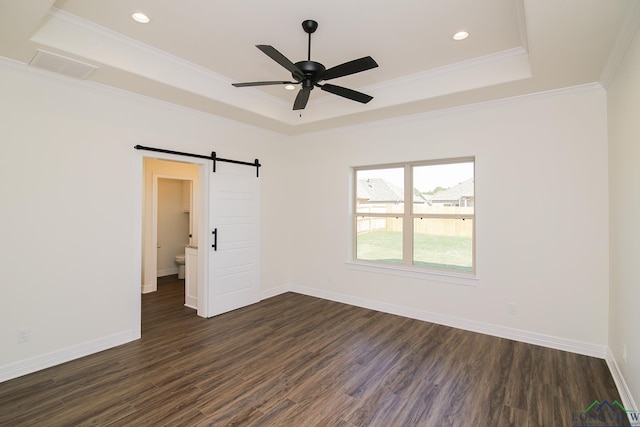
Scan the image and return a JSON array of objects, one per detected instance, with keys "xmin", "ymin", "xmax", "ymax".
[{"xmin": 353, "ymin": 158, "xmax": 475, "ymax": 275}]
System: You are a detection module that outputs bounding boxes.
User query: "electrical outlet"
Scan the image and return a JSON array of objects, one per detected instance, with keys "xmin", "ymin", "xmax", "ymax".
[
  {"xmin": 18, "ymin": 327, "xmax": 30, "ymax": 343},
  {"xmin": 623, "ymin": 344, "xmax": 627, "ymax": 363},
  {"xmin": 508, "ymin": 303, "xmax": 518, "ymax": 315}
]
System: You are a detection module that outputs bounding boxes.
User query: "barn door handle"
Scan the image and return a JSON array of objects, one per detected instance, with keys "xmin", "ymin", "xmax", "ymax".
[{"xmin": 212, "ymin": 228, "xmax": 217, "ymax": 251}]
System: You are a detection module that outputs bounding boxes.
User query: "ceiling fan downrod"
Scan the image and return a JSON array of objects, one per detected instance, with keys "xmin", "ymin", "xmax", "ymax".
[{"xmin": 302, "ymin": 20, "xmax": 318, "ymax": 61}]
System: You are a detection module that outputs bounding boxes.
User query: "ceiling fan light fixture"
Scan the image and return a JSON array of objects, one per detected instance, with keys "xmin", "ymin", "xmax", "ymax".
[
  {"xmin": 453, "ymin": 31, "xmax": 469, "ymax": 41},
  {"xmin": 284, "ymin": 84, "xmax": 296, "ymax": 90},
  {"xmin": 131, "ymin": 12, "xmax": 150, "ymax": 24}
]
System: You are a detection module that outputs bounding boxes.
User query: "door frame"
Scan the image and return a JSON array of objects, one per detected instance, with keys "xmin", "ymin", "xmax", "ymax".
[{"xmin": 133, "ymin": 150, "xmax": 210, "ymax": 338}]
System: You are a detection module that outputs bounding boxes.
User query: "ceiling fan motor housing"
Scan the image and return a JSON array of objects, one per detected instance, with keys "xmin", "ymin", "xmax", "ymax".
[{"xmin": 294, "ymin": 60, "xmax": 326, "ymax": 85}]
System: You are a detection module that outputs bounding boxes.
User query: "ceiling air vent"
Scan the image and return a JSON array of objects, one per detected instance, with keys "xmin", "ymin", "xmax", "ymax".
[{"xmin": 29, "ymin": 49, "xmax": 98, "ymax": 80}]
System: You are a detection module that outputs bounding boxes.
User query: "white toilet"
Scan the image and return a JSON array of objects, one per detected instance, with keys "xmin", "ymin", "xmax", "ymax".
[{"xmin": 175, "ymin": 254, "xmax": 186, "ymax": 279}]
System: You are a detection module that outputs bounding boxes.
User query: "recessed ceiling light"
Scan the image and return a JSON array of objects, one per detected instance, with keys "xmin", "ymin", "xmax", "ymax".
[
  {"xmin": 131, "ymin": 12, "xmax": 150, "ymax": 24},
  {"xmin": 284, "ymin": 84, "xmax": 296, "ymax": 91},
  {"xmin": 453, "ymin": 31, "xmax": 469, "ymax": 41}
]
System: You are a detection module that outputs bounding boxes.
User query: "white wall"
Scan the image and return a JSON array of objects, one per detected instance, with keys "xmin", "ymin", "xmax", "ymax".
[
  {"xmin": 288, "ymin": 86, "xmax": 610, "ymax": 356},
  {"xmin": 607, "ymin": 25, "xmax": 640, "ymax": 409},
  {"xmin": 0, "ymin": 61, "xmax": 291, "ymax": 379},
  {"xmin": 0, "ymin": 55, "xmax": 617, "ymax": 384}
]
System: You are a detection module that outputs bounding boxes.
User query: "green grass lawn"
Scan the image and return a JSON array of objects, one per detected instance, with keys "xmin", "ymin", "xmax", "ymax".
[{"xmin": 356, "ymin": 230, "xmax": 473, "ymax": 272}]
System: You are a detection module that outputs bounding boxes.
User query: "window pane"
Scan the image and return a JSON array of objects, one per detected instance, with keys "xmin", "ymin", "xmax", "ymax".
[
  {"xmin": 413, "ymin": 162, "xmax": 474, "ymax": 215},
  {"xmin": 356, "ymin": 217, "xmax": 403, "ymax": 264},
  {"xmin": 356, "ymin": 168, "xmax": 404, "ymax": 214},
  {"xmin": 413, "ymin": 218, "xmax": 473, "ymax": 272}
]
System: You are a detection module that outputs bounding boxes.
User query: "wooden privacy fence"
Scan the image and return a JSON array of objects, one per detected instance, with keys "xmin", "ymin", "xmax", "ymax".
[{"xmin": 357, "ymin": 216, "xmax": 473, "ymax": 237}]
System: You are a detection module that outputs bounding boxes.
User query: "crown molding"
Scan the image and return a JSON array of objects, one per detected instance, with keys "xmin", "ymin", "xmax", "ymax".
[
  {"xmin": 32, "ymin": 9, "xmax": 290, "ymax": 118},
  {"xmin": 46, "ymin": 9, "xmax": 234, "ymax": 86},
  {"xmin": 31, "ymin": 8, "xmax": 533, "ymax": 129},
  {"xmin": 368, "ymin": 47, "xmax": 529, "ymax": 92},
  {"xmin": 306, "ymin": 82, "xmax": 604, "ymax": 138},
  {"xmin": 600, "ymin": 1, "xmax": 640, "ymax": 89},
  {"xmin": 515, "ymin": 0, "xmax": 529, "ymax": 53},
  {"xmin": 0, "ymin": 55, "xmax": 283, "ymax": 136}
]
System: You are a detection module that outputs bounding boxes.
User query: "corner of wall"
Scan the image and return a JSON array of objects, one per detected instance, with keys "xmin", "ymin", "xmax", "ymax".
[{"xmin": 606, "ymin": 347, "xmax": 639, "ymax": 411}]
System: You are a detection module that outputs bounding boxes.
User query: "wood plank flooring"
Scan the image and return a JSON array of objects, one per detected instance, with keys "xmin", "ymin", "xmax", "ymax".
[{"xmin": 0, "ymin": 276, "xmax": 627, "ymax": 426}]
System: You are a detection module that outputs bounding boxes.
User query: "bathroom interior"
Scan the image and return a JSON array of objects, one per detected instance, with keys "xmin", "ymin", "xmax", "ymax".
[
  {"xmin": 157, "ymin": 177, "xmax": 191, "ymax": 280},
  {"xmin": 143, "ymin": 158, "xmax": 199, "ymax": 309}
]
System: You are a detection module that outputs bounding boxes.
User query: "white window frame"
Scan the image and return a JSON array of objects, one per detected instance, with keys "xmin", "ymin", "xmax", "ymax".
[{"xmin": 351, "ymin": 157, "xmax": 476, "ymax": 280}]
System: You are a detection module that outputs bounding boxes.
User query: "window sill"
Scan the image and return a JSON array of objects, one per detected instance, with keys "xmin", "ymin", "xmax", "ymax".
[{"xmin": 346, "ymin": 261, "xmax": 478, "ymax": 287}]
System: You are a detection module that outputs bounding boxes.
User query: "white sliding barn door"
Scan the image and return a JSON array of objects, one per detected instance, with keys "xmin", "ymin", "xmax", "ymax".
[{"xmin": 207, "ymin": 161, "xmax": 260, "ymax": 317}]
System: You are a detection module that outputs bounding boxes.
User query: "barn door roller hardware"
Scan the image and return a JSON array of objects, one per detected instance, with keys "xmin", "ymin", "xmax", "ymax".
[{"xmin": 134, "ymin": 145, "xmax": 261, "ymax": 177}]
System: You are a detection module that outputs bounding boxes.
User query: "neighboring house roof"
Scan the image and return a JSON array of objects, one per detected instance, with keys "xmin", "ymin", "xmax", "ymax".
[
  {"xmin": 428, "ymin": 178, "xmax": 474, "ymax": 202},
  {"xmin": 357, "ymin": 178, "xmax": 426, "ymax": 203},
  {"xmin": 357, "ymin": 178, "xmax": 403, "ymax": 202}
]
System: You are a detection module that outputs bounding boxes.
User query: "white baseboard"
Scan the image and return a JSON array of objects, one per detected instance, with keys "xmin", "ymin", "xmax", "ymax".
[
  {"xmin": 260, "ymin": 285, "xmax": 289, "ymax": 301},
  {"xmin": 289, "ymin": 284, "xmax": 607, "ymax": 359},
  {"xmin": 141, "ymin": 282, "xmax": 156, "ymax": 293},
  {"xmin": 606, "ymin": 348, "xmax": 639, "ymax": 412},
  {"xmin": 157, "ymin": 268, "xmax": 178, "ymax": 277},
  {"xmin": 1, "ymin": 282, "xmax": 618, "ymax": 392},
  {"xmin": 185, "ymin": 296, "xmax": 197, "ymax": 310},
  {"xmin": 0, "ymin": 331, "xmax": 136, "ymax": 383}
]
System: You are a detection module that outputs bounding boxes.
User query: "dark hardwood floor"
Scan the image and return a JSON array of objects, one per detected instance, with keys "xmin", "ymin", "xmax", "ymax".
[{"xmin": 0, "ymin": 276, "xmax": 627, "ymax": 426}]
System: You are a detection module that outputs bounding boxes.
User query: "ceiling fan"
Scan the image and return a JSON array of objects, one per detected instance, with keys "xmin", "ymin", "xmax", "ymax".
[{"xmin": 232, "ymin": 20, "xmax": 378, "ymax": 110}]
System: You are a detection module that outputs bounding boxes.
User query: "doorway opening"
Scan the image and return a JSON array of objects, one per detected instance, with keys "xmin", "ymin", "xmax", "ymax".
[
  {"xmin": 134, "ymin": 153, "xmax": 210, "ymax": 340},
  {"xmin": 155, "ymin": 177, "xmax": 195, "ymax": 309},
  {"xmin": 144, "ymin": 170, "xmax": 196, "ymax": 293}
]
